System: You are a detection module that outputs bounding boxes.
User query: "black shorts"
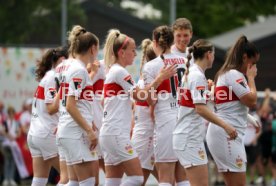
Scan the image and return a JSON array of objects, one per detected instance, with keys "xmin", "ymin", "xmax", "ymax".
[
  {"xmin": 245, "ymin": 145, "xmax": 259, "ymax": 165},
  {"xmin": 272, "ymin": 151, "xmax": 276, "ymax": 164},
  {"xmin": 259, "ymin": 131, "xmax": 272, "ymax": 162}
]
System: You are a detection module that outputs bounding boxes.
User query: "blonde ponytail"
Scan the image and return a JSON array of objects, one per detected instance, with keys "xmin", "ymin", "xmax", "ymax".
[
  {"xmin": 140, "ymin": 39, "xmax": 156, "ymax": 75},
  {"xmin": 103, "ymin": 29, "xmax": 121, "ymax": 68}
]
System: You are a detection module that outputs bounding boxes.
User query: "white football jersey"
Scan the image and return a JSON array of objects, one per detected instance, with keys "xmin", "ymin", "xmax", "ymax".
[
  {"xmin": 57, "ymin": 59, "xmax": 94, "ymax": 139},
  {"xmin": 214, "ymin": 69, "xmax": 250, "ymax": 134},
  {"xmin": 29, "ymin": 69, "xmax": 59, "ymax": 138},
  {"xmin": 173, "ymin": 64, "xmax": 207, "ymax": 149},
  {"xmin": 143, "ymin": 53, "xmax": 186, "ymax": 127},
  {"xmin": 171, "ymin": 45, "xmax": 194, "ymax": 66},
  {"xmin": 100, "ymin": 63, "xmax": 136, "ymax": 136},
  {"xmin": 133, "ymin": 79, "xmax": 154, "ymax": 134}
]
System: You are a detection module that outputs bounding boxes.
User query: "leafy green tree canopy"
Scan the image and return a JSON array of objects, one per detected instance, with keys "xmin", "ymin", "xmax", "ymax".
[{"xmin": 0, "ymin": 0, "xmax": 86, "ymax": 45}]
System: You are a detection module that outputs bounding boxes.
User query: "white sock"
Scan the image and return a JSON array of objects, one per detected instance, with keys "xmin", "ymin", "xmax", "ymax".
[
  {"xmin": 105, "ymin": 178, "xmax": 122, "ymax": 186},
  {"xmin": 159, "ymin": 183, "xmax": 172, "ymax": 186},
  {"xmin": 79, "ymin": 177, "xmax": 95, "ymax": 186},
  {"xmin": 66, "ymin": 180, "xmax": 79, "ymax": 186},
  {"xmin": 120, "ymin": 176, "xmax": 144, "ymax": 186},
  {"xmin": 31, "ymin": 177, "xmax": 48, "ymax": 186},
  {"xmin": 176, "ymin": 180, "xmax": 190, "ymax": 186}
]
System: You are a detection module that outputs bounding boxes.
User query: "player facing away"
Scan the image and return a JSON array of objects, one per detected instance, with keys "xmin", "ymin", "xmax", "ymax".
[
  {"xmin": 57, "ymin": 26, "xmax": 100, "ymax": 186},
  {"xmin": 143, "ymin": 25, "xmax": 187, "ymax": 186},
  {"xmin": 28, "ymin": 47, "xmax": 68, "ymax": 186},
  {"xmin": 206, "ymin": 35, "xmax": 259, "ymax": 186}
]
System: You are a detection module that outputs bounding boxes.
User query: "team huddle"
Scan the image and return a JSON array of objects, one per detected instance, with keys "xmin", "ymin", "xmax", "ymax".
[{"xmin": 27, "ymin": 18, "xmax": 260, "ymax": 186}]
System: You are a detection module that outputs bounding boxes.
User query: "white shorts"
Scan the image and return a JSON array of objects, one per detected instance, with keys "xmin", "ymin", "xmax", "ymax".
[
  {"xmin": 132, "ymin": 131, "xmax": 155, "ymax": 170},
  {"xmin": 27, "ymin": 134, "xmax": 58, "ymax": 160},
  {"xmin": 99, "ymin": 134, "xmax": 138, "ymax": 166},
  {"xmin": 174, "ymin": 143, "xmax": 208, "ymax": 168},
  {"xmin": 57, "ymin": 135, "xmax": 98, "ymax": 165},
  {"xmin": 94, "ymin": 130, "xmax": 103, "ymax": 159},
  {"xmin": 206, "ymin": 124, "xmax": 247, "ymax": 172},
  {"xmin": 56, "ymin": 137, "xmax": 66, "ymax": 161},
  {"xmin": 154, "ymin": 122, "xmax": 178, "ymax": 162}
]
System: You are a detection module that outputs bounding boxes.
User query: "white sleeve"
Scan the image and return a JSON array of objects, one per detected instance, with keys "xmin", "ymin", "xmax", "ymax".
[
  {"xmin": 44, "ymin": 75, "xmax": 57, "ymax": 104},
  {"xmin": 142, "ymin": 63, "xmax": 155, "ymax": 86},
  {"xmin": 247, "ymin": 114, "xmax": 261, "ymax": 127},
  {"xmin": 67, "ymin": 69, "xmax": 87, "ymax": 98},
  {"xmin": 190, "ymin": 75, "xmax": 207, "ymax": 104},
  {"xmin": 227, "ymin": 70, "xmax": 250, "ymax": 98},
  {"xmin": 115, "ymin": 68, "xmax": 136, "ymax": 93}
]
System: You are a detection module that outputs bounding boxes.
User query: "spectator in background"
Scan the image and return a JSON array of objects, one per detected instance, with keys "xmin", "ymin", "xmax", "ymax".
[
  {"xmin": 257, "ymin": 88, "xmax": 274, "ymax": 185},
  {"xmin": 19, "ymin": 98, "xmax": 32, "ymax": 135},
  {"xmin": 1, "ymin": 106, "xmax": 21, "ymax": 186},
  {"xmin": 0, "ymin": 101, "xmax": 7, "ymax": 138},
  {"xmin": 0, "ymin": 100, "xmax": 7, "ymax": 141},
  {"xmin": 271, "ymin": 108, "xmax": 276, "ymax": 186},
  {"xmin": 244, "ymin": 109, "xmax": 262, "ymax": 185},
  {"xmin": 0, "ymin": 100, "xmax": 7, "ymax": 184}
]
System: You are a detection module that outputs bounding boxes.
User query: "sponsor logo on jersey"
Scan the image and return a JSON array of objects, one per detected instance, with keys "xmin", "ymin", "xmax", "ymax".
[
  {"xmin": 48, "ymin": 87, "xmax": 56, "ymax": 98},
  {"xmin": 124, "ymin": 75, "xmax": 134, "ymax": 85},
  {"xmin": 91, "ymin": 150, "xmax": 97, "ymax": 157},
  {"xmin": 73, "ymin": 78, "xmax": 82, "ymax": 89},
  {"xmin": 236, "ymin": 78, "xmax": 246, "ymax": 88},
  {"xmin": 196, "ymin": 86, "xmax": 205, "ymax": 97},
  {"xmin": 125, "ymin": 144, "xmax": 133, "ymax": 155}
]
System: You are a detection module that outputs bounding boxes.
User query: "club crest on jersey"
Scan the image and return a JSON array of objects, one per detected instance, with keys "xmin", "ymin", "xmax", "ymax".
[
  {"xmin": 73, "ymin": 78, "xmax": 82, "ymax": 90},
  {"xmin": 196, "ymin": 86, "xmax": 205, "ymax": 97},
  {"xmin": 236, "ymin": 78, "xmax": 246, "ymax": 88},
  {"xmin": 236, "ymin": 156, "xmax": 243, "ymax": 169},
  {"xmin": 125, "ymin": 144, "xmax": 133, "ymax": 155},
  {"xmin": 48, "ymin": 88, "xmax": 56, "ymax": 98},
  {"xmin": 91, "ymin": 150, "xmax": 97, "ymax": 157},
  {"xmin": 124, "ymin": 75, "xmax": 134, "ymax": 85},
  {"xmin": 198, "ymin": 148, "xmax": 205, "ymax": 160}
]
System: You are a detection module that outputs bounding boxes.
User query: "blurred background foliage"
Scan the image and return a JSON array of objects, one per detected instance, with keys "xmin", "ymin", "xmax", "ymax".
[{"xmin": 0, "ymin": 0, "xmax": 275, "ymax": 44}]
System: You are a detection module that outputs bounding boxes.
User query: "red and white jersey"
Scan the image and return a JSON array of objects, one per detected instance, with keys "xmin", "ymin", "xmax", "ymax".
[
  {"xmin": 100, "ymin": 63, "xmax": 136, "ymax": 136},
  {"xmin": 215, "ymin": 69, "xmax": 250, "ymax": 133},
  {"xmin": 171, "ymin": 45, "xmax": 194, "ymax": 66},
  {"xmin": 173, "ymin": 64, "xmax": 207, "ymax": 149},
  {"xmin": 133, "ymin": 79, "xmax": 154, "ymax": 134},
  {"xmin": 143, "ymin": 53, "xmax": 186, "ymax": 127},
  {"xmin": 29, "ymin": 69, "xmax": 59, "ymax": 138},
  {"xmin": 57, "ymin": 59, "xmax": 94, "ymax": 139},
  {"xmin": 92, "ymin": 60, "xmax": 105, "ymax": 129},
  {"xmin": 55, "ymin": 58, "xmax": 71, "ymax": 120}
]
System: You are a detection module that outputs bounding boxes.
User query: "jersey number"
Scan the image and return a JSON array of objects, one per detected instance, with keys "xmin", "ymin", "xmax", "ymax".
[
  {"xmin": 61, "ymin": 75, "xmax": 67, "ymax": 106},
  {"xmin": 170, "ymin": 68, "xmax": 185, "ymax": 99}
]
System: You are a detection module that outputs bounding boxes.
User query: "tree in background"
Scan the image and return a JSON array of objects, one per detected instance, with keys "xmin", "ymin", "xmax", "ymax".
[
  {"xmin": 109, "ymin": 0, "xmax": 276, "ymax": 37},
  {"xmin": 1, "ymin": 0, "xmax": 275, "ymax": 44},
  {"xmin": 0, "ymin": 0, "xmax": 86, "ymax": 45},
  {"xmin": 176, "ymin": 0, "xmax": 276, "ymax": 37}
]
